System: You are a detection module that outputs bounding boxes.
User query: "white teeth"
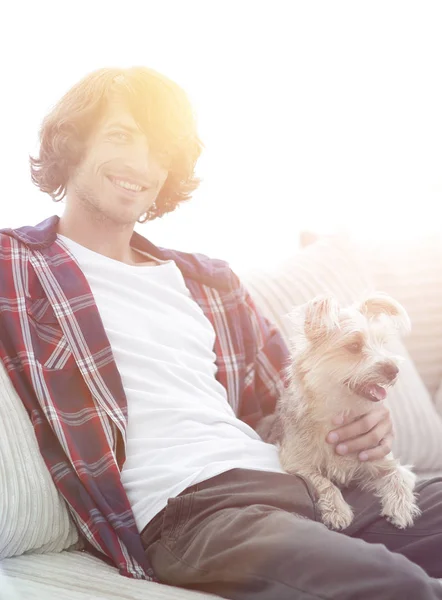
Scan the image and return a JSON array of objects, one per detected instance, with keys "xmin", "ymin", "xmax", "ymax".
[{"xmin": 112, "ymin": 178, "xmax": 143, "ymax": 192}]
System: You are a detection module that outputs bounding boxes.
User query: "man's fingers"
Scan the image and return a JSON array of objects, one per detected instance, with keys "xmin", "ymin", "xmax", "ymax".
[
  {"xmin": 358, "ymin": 434, "xmax": 393, "ymax": 462},
  {"xmin": 334, "ymin": 418, "xmax": 392, "ymax": 456},
  {"xmin": 327, "ymin": 406, "xmax": 390, "ymax": 444}
]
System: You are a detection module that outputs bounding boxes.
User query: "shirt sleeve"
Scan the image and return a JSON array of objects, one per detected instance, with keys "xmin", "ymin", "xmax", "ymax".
[{"xmin": 231, "ymin": 272, "xmax": 290, "ymax": 430}]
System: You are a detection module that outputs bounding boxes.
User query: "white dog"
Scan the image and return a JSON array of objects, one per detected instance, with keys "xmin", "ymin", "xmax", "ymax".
[{"xmin": 258, "ymin": 293, "xmax": 421, "ymax": 531}]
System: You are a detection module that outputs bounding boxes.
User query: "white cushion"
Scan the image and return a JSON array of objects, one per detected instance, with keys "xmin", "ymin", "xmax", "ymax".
[
  {"xmin": 240, "ymin": 239, "xmax": 442, "ymax": 472},
  {"xmin": 0, "ymin": 361, "xmax": 79, "ymax": 558},
  {"xmin": 434, "ymin": 380, "xmax": 442, "ymax": 420},
  {"xmin": 363, "ymin": 236, "xmax": 442, "ymax": 399},
  {"xmin": 0, "ymin": 551, "xmax": 216, "ymax": 599}
]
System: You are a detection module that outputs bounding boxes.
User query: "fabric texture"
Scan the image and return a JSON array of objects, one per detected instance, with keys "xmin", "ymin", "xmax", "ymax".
[
  {"xmin": 0, "ymin": 361, "xmax": 79, "ymax": 559},
  {"xmin": 141, "ymin": 468, "xmax": 442, "ymax": 599},
  {"xmin": 0, "ymin": 551, "xmax": 216, "ymax": 600},
  {"xmin": 239, "ymin": 238, "xmax": 442, "ymax": 472},
  {"xmin": 0, "ymin": 215, "xmax": 288, "ymax": 578},
  {"xmin": 363, "ymin": 236, "xmax": 442, "ymax": 399},
  {"xmin": 434, "ymin": 381, "xmax": 442, "ymax": 420}
]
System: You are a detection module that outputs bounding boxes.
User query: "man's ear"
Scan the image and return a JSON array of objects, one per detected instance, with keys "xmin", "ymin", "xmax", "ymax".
[
  {"xmin": 359, "ymin": 292, "xmax": 411, "ymax": 334},
  {"xmin": 303, "ymin": 295, "xmax": 341, "ymax": 342}
]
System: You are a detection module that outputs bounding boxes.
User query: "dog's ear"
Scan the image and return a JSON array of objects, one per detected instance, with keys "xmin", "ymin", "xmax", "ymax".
[
  {"xmin": 359, "ymin": 293, "xmax": 411, "ymax": 334},
  {"xmin": 304, "ymin": 295, "xmax": 341, "ymax": 342}
]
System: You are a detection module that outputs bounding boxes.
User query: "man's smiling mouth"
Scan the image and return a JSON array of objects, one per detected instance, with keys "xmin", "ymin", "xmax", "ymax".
[{"xmin": 106, "ymin": 175, "xmax": 148, "ymax": 193}]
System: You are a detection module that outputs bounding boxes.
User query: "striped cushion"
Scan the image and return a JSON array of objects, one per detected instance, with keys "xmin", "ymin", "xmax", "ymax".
[
  {"xmin": 0, "ymin": 551, "xmax": 215, "ymax": 600},
  {"xmin": 240, "ymin": 239, "xmax": 442, "ymax": 472},
  {"xmin": 0, "ymin": 361, "xmax": 79, "ymax": 558},
  {"xmin": 363, "ymin": 236, "xmax": 442, "ymax": 399}
]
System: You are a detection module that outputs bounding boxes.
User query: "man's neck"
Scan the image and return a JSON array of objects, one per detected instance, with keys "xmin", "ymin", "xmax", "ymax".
[{"xmin": 57, "ymin": 206, "xmax": 137, "ymax": 265}]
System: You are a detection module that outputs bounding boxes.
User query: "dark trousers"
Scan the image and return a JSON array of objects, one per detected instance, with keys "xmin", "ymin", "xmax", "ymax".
[{"xmin": 141, "ymin": 469, "xmax": 442, "ymax": 599}]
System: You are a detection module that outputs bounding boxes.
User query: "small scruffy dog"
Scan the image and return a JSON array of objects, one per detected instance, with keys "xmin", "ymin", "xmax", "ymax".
[{"xmin": 259, "ymin": 293, "xmax": 421, "ymax": 531}]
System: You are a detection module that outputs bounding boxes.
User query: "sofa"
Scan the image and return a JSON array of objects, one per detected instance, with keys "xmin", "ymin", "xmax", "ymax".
[{"xmin": 1, "ymin": 234, "xmax": 442, "ymax": 598}]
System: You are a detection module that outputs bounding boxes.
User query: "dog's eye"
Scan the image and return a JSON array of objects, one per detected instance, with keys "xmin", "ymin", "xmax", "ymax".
[{"xmin": 346, "ymin": 342, "xmax": 363, "ymax": 354}]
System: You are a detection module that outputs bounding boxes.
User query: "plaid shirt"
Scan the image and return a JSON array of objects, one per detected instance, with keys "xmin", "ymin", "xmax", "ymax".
[{"xmin": 0, "ymin": 215, "xmax": 289, "ymax": 580}]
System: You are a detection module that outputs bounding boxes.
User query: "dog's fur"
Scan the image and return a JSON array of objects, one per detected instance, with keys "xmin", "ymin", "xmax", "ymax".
[{"xmin": 258, "ymin": 293, "xmax": 421, "ymax": 530}]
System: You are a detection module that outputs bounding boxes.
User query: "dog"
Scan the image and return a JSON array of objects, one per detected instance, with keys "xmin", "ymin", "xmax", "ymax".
[{"xmin": 258, "ymin": 293, "xmax": 421, "ymax": 531}]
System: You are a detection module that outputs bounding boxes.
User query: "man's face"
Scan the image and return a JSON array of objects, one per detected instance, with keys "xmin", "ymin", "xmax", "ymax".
[{"xmin": 67, "ymin": 103, "xmax": 169, "ymax": 226}]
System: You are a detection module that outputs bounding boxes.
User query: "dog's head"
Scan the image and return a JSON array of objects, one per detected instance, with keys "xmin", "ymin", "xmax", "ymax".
[{"xmin": 288, "ymin": 292, "xmax": 410, "ymax": 403}]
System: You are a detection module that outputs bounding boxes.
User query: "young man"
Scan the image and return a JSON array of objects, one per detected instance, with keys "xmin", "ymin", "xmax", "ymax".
[{"xmin": 0, "ymin": 67, "xmax": 441, "ymax": 599}]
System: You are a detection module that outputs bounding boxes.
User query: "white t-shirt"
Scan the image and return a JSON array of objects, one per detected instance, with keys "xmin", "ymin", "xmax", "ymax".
[{"xmin": 58, "ymin": 235, "xmax": 284, "ymax": 532}]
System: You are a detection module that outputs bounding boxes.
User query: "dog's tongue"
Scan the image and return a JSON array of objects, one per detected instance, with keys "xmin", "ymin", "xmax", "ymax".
[{"xmin": 368, "ymin": 384, "xmax": 387, "ymax": 401}]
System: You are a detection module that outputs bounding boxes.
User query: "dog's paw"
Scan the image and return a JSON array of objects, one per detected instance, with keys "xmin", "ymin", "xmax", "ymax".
[
  {"xmin": 381, "ymin": 495, "xmax": 421, "ymax": 529},
  {"xmin": 319, "ymin": 498, "xmax": 354, "ymax": 530},
  {"xmin": 397, "ymin": 465, "xmax": 417, "ymax": 491}
]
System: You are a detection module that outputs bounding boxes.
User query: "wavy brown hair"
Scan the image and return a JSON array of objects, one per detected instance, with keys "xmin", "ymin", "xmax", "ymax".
[{"xmin": 30, "ymin": 67, "xmax": 203, "ymax": 221}]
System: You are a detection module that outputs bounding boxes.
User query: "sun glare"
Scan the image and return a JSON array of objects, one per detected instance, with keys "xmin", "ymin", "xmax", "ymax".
[{"xmin": 2, "ymin": 2, "xmax": 442, "ymax": 268}]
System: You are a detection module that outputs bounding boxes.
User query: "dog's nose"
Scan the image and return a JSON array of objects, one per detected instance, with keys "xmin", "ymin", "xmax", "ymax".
[{"xmin": 381, "ymin": 362, "xmax": 399, "ymax": 381}]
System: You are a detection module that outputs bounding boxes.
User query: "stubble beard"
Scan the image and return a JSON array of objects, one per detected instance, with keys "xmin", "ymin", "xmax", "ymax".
[{"xmin": 73, "ymin": 178, "xmax": 142, "ymax": 228}]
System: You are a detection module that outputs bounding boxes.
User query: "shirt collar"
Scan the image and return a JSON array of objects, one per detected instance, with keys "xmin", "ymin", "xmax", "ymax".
[{"xmin": 1, "ymin": 215, "xmax": 232, "ymax": 287}]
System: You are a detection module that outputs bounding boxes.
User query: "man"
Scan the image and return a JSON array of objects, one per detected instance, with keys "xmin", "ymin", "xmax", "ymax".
[{"xmin": 0, "ymin": 67, "xmax": 441, "ymax": 599}]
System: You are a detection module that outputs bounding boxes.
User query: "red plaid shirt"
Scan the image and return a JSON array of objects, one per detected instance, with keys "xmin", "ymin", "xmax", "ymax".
[{"xmin": 0, "ymin": 215, "xmax": 288, "ymax": 580}]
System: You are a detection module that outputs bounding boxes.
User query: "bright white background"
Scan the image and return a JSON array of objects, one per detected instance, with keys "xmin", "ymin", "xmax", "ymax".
[{"xmin": 1, "ymin": 1, "xmax": 442, "ymax": 270}]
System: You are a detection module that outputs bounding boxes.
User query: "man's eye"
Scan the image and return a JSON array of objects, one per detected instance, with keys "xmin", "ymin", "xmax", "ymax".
[
  {"xmin": 346, "ymin": 342, "xmax": 363, "ymax": 354},
  {"xmin": 109, "ymin": 131, "xmax": 130, "ymax": 141}
]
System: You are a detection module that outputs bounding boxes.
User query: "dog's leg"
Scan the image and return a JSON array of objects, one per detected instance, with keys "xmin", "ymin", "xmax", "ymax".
[
  {"xmin": 297, "ymin": 470, "xmax": 354, "ymax": 530},
  {"xmin": 366, "ymin": 462, "xmax": 421, "ymax": 529}
]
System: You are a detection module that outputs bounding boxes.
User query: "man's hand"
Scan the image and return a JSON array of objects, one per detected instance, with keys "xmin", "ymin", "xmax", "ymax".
[{"xmin": 326, "ymin": 405, "xmax": 394, "ymax": 462}]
